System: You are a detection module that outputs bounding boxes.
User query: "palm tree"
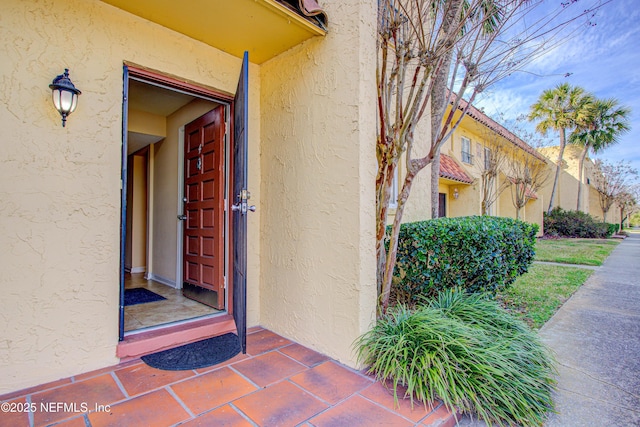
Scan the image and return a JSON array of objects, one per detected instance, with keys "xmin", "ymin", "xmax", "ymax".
[
  {"xmin": 570, "ymin": 98, "xmax": 631, "ymax": 210},
  {"xmin": 529, "ymin": 83, "xmax": 592, "ymax": 214}
]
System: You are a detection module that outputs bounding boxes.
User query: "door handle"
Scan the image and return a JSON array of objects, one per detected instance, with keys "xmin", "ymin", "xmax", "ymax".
[
  {"xmin": 177, "ymin": 214, "xmax": 187, "ymax": 220},
  {"xmin": 231, "ymin": 203, "xmax": 256, "ymax": 214}
]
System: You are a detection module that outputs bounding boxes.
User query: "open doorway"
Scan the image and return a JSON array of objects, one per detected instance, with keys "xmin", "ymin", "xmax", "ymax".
[{"xmin": 121, "ymin": 72, "xmax": 229, "ymax": 335}]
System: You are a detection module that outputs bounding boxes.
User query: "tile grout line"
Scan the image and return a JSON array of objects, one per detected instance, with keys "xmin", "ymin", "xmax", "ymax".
[
  {"xmin": 356, "ymin": 387, "xmax": 443, "ymax": 426},
  {"xmin": 165, "ymin": 385, "xmax": 195, "ymax": 419},
  {"xmin": 228, "ymin": 402, "xmax": 261, "ymax": 427},
  {"xmin": 109, "ymin": 371, "xmax": 130, "ymax": 400},
  {"xmin": 275, "ymin": 347, "xmax": 324, "ymax": 369},
  {"xmin": 285, "ymin": 382, "xmax": 334, "ymax": 426},
  {"xmin": 1, "ymin": 380, "xmax": 72, "ymax": 402},
  {"xmin": 227, "ymin": 364, "xmax": 263, "ymax": 390},
  {"xmin": 286, "ymin": 378, "xmax": 334, "ymax": 408},
  {"xmin": 26, "ymin": 395, "xmax": 34, "ymax": 427}
]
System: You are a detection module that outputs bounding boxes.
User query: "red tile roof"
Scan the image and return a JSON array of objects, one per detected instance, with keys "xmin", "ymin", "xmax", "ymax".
[
  {"xmin": 439, "ymin": 154, "xmax": 474, "ymax": 184},
  {"xmin": 452, "ymin": 96, "xmax": 547, "ymax": 162}
]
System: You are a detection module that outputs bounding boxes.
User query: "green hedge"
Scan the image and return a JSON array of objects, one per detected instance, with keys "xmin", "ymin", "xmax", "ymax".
[
  {"xmin": 391, "ymin": 216, "xmax": 538, "ymax": 301},
  {"xmin": 544, "ymin": 207, "xmax": 615, "ymax": 238}
]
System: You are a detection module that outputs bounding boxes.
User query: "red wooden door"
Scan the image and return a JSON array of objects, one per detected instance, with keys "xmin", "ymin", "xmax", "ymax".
[{"xmin": 183, "ymin": 106, "xmax": 225, "ymax": 309}]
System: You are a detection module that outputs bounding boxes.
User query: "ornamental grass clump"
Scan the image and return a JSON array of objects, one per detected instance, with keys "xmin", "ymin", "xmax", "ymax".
[{"xmin": 355, "ymin": 290, "xmax": 556, "ymax": 426}]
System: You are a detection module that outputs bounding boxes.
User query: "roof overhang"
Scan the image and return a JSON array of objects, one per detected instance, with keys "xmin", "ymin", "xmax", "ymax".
[
  {"xmin": 449, "ymin": 96, "xmax": 547, "ymax": 163},
  {"xmin": 439, "ymin": 154, "xmax": 474, "ymax": 184},
  {"xmin": 100, "ymin": 0, "xmax": 327, "ymax": 64}
]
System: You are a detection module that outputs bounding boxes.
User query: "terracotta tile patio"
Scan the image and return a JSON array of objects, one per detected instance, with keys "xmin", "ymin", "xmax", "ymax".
[{"xmin": 0, "ymin": 327, "xmax": 459, "ymax": 427}]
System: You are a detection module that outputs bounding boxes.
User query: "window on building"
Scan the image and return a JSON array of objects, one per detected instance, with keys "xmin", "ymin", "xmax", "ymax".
[
  {"xmin": 389, "ymin": 167, "xmax": 399, "ymax": 208},
  {"xmin": 461, "ymin": 137, "xmax": 473, "ymax": 164},
  {"xmin": 484, "ymin": 147, "xmax": 492, "ymax": 170}
]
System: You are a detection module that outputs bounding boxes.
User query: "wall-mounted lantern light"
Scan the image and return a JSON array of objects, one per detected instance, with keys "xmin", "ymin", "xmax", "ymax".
[
  {"xmin": 49, "ymin": 69, "xmax": 81, "ymax": 127},
  {"xmin": 453, "ymin": 188, "xmax": 459, "ymax": 199}
]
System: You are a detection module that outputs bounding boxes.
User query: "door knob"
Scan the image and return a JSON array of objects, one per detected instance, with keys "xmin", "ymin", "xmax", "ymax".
[
  {"xmin": 231, "ymin": 203, "xmax": 256, "ymax": 214},
  {"xmin": 177, "ymin": 214, "xmax": 187, "ymax": 220}
]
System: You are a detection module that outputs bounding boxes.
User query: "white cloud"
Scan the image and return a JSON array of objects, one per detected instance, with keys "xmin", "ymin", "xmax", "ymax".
[{"xmin": 470, "ymin": 0, "xmax": 640, "ymax": 173}]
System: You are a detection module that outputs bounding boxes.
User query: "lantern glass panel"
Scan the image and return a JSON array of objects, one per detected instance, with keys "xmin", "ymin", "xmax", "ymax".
[
  {"xmin": 52, "ymin": 90, "xmax": 62, "ymax": 111},
  {"xmin": 69, "ymin": 94, "xmax": 78, "ymax": 113},
  {"xmin": 60, "ymin": 90, "xmax": 74, "ymax": 113}
]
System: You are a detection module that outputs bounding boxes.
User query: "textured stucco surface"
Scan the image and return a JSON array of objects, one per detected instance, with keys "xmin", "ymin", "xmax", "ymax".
[
  {"xmin": 443, "ymin": 113, "xmax": 545, "ymax": 232},
  {"xmin": 259, "ymin": 0, "xmax": 378, "ymax": 367},
  {"xmin": 538, "ymin": 145, "xmax": 615, "ymax": 220},
  {"xmin": 0, "ymin": 0, "xmax": 261, "ymax": 393}
]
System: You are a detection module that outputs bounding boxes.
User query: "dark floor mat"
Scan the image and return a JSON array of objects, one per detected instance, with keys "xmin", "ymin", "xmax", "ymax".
[
  {"xmin": 141, "ymin": 333, "xmax": 241, "ymax": 371},
  {"xmin": 124, "ymin": 288, "xmax": 167, "ymax": 306}
]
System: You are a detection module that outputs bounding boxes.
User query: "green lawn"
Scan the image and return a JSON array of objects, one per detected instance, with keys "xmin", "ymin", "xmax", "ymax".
[
  {"xmin": 499, "ymin": 237, "xmax": 620, "ymax": 328},
  {"xmin": 499, "ymin": 263, "xmax": 592, "ymax": 329},
  {"xmin": 534, "ymin": 238, "xmax": 620, "ymax": 266}
]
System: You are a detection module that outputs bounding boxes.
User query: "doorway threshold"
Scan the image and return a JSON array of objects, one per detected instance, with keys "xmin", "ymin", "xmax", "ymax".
[{"xmin": 117, "ymin": 314, "xmax": 236, "ymax": 361}]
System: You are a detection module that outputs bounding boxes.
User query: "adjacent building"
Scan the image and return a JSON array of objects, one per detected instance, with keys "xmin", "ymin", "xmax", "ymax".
[{"xmin": 437, "ymin": 101, "xmax": 547, "ymax": 233}]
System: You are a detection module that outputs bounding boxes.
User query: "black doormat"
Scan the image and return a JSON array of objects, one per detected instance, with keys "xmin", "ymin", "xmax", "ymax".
[
  {"xmin": 124, "ymin": 288, "xmax": 167, "ymax": 306},
  {"xmin": 141, "ymin": 333, "xmax": 241, "ymax": 371}
]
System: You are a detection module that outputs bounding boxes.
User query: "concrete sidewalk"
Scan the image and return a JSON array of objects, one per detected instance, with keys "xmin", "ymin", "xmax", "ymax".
[
  {"xmin": 540, "ymin": 232, "xmax": 640, "ymax": 426},
  {"xmin": 458, "ymin": 233, "xmax": 640, "ymax": 427}
]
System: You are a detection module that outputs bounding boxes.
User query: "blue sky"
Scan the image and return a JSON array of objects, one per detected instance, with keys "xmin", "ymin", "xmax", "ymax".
[{"xmin": 475, "ymin": 0, "xmax": 639, "ymax": 172}]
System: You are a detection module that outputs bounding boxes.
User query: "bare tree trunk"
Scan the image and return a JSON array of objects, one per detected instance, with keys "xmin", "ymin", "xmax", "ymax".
[
  {"xmin": 375, "ymin": 161, "xmax": 395, "ymax": 294},
  {"xmin": 429, "ymin": 0, "xmax": 461, "ymax": 219},
  {"xmin": 576, "ymin": 144, "xmax": 589, "ymax": 211},
  {"xmin": 547, "ymin": 128, "xmax": 567, "ymax": 214},
  {"xmin": 379, "ymin": 170, "xmax": 416, "ymax": 316}
]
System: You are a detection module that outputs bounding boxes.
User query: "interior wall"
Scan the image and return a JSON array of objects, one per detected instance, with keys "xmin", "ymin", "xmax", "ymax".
[
  {"xmin": 131, "ymin": 152, "xmax": 148, "ymax": 271},
  {"xmin": 125, "ymin": 155, "xmax": 135, "ymax": 270}
]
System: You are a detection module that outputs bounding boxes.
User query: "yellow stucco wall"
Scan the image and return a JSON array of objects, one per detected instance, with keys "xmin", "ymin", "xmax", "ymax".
[
  {"xmin": 538, "ymin": 145, "xmax": 604, "ymax": 219},
  {"xmin": 259, "ymin": 0, "xmax": 377, "ymax": 367},
  {"xmin": 589, "ymin": 185, "xmax": 604, "ymax": 220},
  {"xmin": 0, "ymin": 0, "xmax": 262, "ymax": 393},
  {"xmin": 500, "ymin": 183, "xmax": 519, "ymax": 219},
  {"xmin": 525, "ymin": 194, "xmax": 544, "ymax": 233},
  {"xmin": 439, "ymin": 113, "xmax": 545, "ymax": 234}
]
